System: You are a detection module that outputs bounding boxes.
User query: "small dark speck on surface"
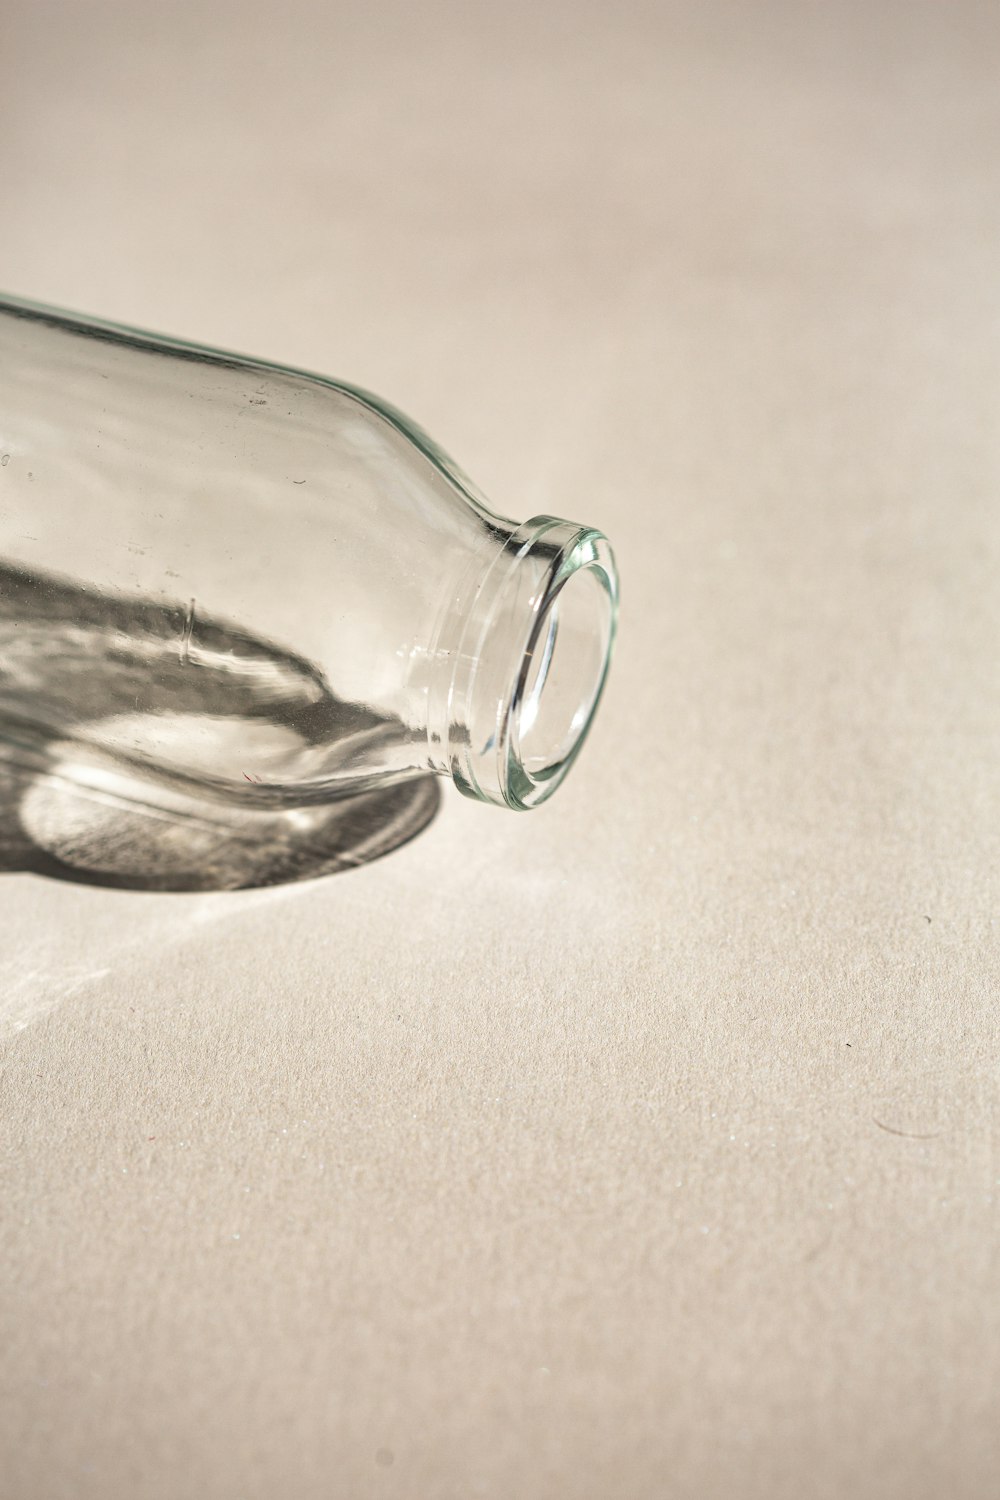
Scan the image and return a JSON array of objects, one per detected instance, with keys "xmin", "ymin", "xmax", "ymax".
[
  {"xmin": 0, "ymin": 453, "xmax": 9, "ymax": 466},
  {"xmin": 872, "ymin": 1117, "xmax": 942, "ymax": 1140},
  {"xmin": 292, "ymin": 479, "xmax": 306, "ymax": 484},
  {"xmin": 924, "ymin": 915, "xmax": 932, "ymax": 923}
]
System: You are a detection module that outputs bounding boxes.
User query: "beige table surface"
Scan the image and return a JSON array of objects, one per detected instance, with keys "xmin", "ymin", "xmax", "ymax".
[{"xmin": 2, "ymin": 2, "xmax": 999, "ymax": 1497}]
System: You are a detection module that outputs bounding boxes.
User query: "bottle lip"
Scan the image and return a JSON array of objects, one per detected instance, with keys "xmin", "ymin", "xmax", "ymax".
[{"xmin": 446, "ymin": 515, "xmax": 619, "ymax": 810}]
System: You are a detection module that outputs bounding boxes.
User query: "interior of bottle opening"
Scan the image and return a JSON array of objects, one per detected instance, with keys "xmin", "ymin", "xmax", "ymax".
[{"xmin": 511, "ymin": 557, "xmax": 615, "ymax": 794}]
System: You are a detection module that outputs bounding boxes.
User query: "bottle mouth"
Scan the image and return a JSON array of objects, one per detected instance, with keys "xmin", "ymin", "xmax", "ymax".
[{"xmin": 447, "ymin": 516, "xmax": 618, "ymax": 810}]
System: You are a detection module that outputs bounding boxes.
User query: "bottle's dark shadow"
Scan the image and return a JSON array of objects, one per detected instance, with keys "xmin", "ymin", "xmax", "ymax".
[{"xmin": 0, "ymin": 561, "xmax": 439, "ymax": 892}]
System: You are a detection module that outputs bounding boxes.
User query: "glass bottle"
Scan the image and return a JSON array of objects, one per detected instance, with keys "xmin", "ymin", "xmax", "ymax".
[{"xmin": 0, "ymin": 295, "xmax": 617, "ymax": 813}]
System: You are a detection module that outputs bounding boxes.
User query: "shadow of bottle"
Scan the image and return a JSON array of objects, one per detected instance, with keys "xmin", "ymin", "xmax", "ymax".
[{"xmin": 0, "ymin": 561, "xmax": 439, "ymax": 892}]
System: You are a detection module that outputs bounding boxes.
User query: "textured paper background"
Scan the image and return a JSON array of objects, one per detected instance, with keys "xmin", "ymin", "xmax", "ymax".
[{"xmin": 2, "ymin": 2, "xmax": 999, "ymax": 1497}]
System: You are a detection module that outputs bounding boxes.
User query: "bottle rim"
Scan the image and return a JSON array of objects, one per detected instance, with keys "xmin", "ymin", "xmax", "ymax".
[{"xmin": 447, "ymin": 516, "xmax": 618, "ymax": 810}]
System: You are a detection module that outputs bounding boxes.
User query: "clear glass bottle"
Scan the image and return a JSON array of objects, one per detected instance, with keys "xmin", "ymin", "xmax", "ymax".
[{"xmin": 0, "ymin": 295, "xmax": 617, "ymax": 813}]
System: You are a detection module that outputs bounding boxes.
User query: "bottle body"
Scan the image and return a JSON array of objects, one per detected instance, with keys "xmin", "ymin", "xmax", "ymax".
[{"xmin": 0, "ymin": 296, "xmax": 617, "ymax": 811}]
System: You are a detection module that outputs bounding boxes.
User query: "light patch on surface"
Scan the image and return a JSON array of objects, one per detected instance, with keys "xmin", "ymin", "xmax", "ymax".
[
  {"xmin": 0, "ymin": 954, "xmax": 112, "ymax": 1032},
  {"xmin": 0, "ymin": 881, "xmax": 314, "ymax": 1035}
]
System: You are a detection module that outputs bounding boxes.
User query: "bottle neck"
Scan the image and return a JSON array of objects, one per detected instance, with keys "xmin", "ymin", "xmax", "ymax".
[{"xmin": 426, "ymin": 516, "xmax": 618, "ymax": 810}]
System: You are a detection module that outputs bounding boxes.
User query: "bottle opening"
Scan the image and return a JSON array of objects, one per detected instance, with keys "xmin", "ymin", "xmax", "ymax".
[
  {"xmin": 445, "ymin": 517, "xmax": 618, "ymax": 810},
  {"xmin": 507, "ymin": 543, "xmax": 616, "ymax": 805}
]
